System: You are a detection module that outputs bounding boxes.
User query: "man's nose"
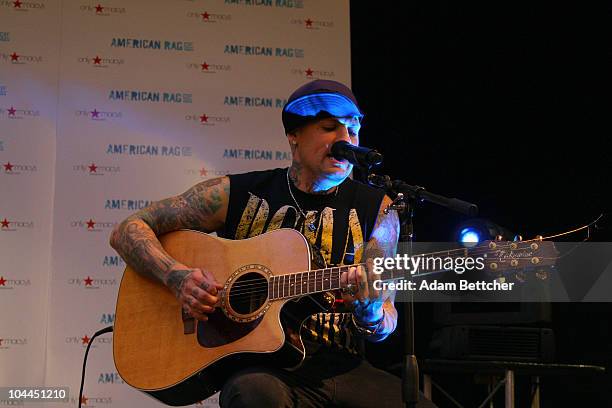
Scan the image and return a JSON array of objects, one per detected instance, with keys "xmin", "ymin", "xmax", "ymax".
[{"xmin": 333, "ymin": 126, "xmax": 353, "ymax": 144}]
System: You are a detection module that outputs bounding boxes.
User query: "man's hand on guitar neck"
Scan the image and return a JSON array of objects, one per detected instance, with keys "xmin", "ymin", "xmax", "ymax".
[
  {"xmin": 167, "ymin": 263, "xmax": 224, "ymax": 322},
  {"xmin": 340, "ymin": 259, "xmax": 385, "ymax": 325}
]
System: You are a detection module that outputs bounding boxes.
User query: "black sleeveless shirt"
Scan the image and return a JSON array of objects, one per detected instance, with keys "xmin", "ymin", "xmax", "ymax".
[{"xmin": 220, "ymin": 167, "xmax": 385, "ymax": 354}]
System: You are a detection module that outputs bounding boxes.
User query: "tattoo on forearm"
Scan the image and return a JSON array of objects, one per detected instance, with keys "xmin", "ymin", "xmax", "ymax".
[
  {"xmin": 109, "ymin": 177, "xmax": 229, "ymax": 285},
  {"xmin": 166, "ymin": 268, "xmax": 192, "ymax": 295},
  {"xmin": 364, "ymin": 204, "xmax": 399, "ymax": 260}
]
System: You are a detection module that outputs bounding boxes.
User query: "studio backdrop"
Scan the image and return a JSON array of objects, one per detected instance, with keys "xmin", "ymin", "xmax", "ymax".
[{"xmin": 0, "ymin": 1, "xmax": 350, "ymax": 406}]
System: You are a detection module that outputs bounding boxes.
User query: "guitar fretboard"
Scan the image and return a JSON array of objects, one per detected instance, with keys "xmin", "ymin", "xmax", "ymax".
[{"xmin": 268, "ymin": 265, "xmax": 358, "ymax": 300}]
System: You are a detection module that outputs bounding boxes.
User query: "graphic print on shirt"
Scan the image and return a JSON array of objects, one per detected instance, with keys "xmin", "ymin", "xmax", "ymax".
[{"xmin": 234, "ymin": 192, "xmax": 364, "ymax": 267}]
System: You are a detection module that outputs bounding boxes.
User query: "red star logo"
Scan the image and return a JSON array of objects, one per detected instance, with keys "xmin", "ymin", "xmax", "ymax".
[
  {"xmin": 10, "ymin": 52, "xmax": 19, "ymax": 62},
  {"xmin": 200, "ymin": 167, "xmax": 208, "ymax": 177},
  {"xmin": 84, "ymin": 276, "xmax": 93, "ymax": 286},
  {"xmin": 0, "ymin": 277, "xmax": 6, "ymax": 286},
  {"xmin": 4, "ymin": 162, "xmax": 14, "ymax": 172},
  {"xmin": 81, "ymin": 395, "xmax": 88, "ymax": 405},
  {"xmin": 93, "ymin": 56, "xmax": 102, "ymax": 65},
  {"xmin": 305, "ymin": 18, "xmax": 313, "ymax": 27},
  {"xmin": 13, "ymin": 0, "xmax": 21, "ymax": 8},
  {"xmin": 90, "ymin": 109, "xmax": 99, "ymax": 118},
  {"xmin": 201, "ymin": 12, "xmax": 210, "ymax": 20},
  {"xmin": 88, "ymin": 163, "xmax": 97, "ymax": 173},
  {"xmin": 95, "ymin": 4, "xmax": 103, "ymax": 13},
  {"xmin": 7, "ymin": 106, "xmax": 16, "ymax": 116},
  {"xmin": 1, "ymin": 219, "xmax": 9, "ymax": 228},
  {"xmin": 201, "ymin": 62, "xmax": 209, "ymax": 71},
  {"xmin": 86, "ymin": 219, "xmax": 96, "ymax": 229},
  {"xmin": 199, "ymin": 114, "xmax": 208, "ymax": 123},
  {"xmin": 81, "ymin": 335, "xmax": 90, "ymax": 345},
  {"xmin": 305, "ymin": 68, "xmax": 314, "ymax": 77}
]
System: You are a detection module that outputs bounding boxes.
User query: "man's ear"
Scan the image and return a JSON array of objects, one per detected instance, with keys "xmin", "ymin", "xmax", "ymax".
[{"xmin": 287, "ymin": 132, "xmax": 298, "ymax": 146}]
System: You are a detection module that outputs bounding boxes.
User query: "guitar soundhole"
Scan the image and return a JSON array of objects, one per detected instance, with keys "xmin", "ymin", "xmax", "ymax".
[{"xmin": 229, "ymin": 272, "xmax": 268, "ymax": 315}]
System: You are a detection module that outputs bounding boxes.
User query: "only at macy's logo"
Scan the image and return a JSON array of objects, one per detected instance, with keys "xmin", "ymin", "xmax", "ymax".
[
  {"xmin": 1, "ymin": 51, "xmax": 43, "ymax": 64},
  {"xmin": 0, "ymin": 105, "xmax": 40, "ymax": 119},
  {"xmin": 0, "ymin": 217, "xmax": 34, "ymax": 231},
  {"xmin": 290, "ymin": 17, "xmax": 334, "ymax": 29},
  {"xmin": 0, "ymin": 337, "xmax": 28, "ymax": 349},
  {"xmin": 79, "ymin": 3, "xmax": 126, "ymax": 15},
  {"xmin": 2, "ymin": 161, "xmax": 37, "ymax": 175},
  {"xmin": 185, "ymin": 113, "xmax": 230, "ymax": 126},
  {"xmin": 1, "ymin": 0, "xmax": 46, "ymax": 11},
  {"xmin": 70, "ymin": 218, "xmax": 117, "ymax": 231},
  {"xmin": 186, "ymin": 60, "xmax": 232, "ymax": 74},
  {"xmin": 291, "ymin": 67, "xmax": 336, "ymax": 79},
  {"xmin": 75, "ymin": 108, "xmax": 123, "ymax": 120},
  {"xmin": 186, "ymin": 10, "xmax": 232, "ymax": 23},
  {"xmin": 74, "ymin": 395, "xmax": 112, "ymax": 407},
  {"xmin": 0, "ymin": 275, "xmax": 32, "ymax": 289},
  {"xmin": 185, "ymin": 166, "xmax": 231, "ymax": 178},
  {"xmin": 68, "ymin": 276, "xmax": 117, "ymax": 289},
  {"xmin": 77, "ymin": 55, "xmax": 125, "ymax": 68},
  {"xmin": 66, "ymin": 334, "xmax": 112, "ymax": 347},
  {"xmin": 108, "ymin": 89, "xmax": 192, "ymax": 104},
  {"xmin": 73, "ymin": 162, "xmax": 121, "ymax": 175}
]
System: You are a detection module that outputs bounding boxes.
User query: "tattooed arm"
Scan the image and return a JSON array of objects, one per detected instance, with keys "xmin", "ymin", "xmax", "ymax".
[
  {"xmin": 109, "ymin": 177, "xmax": 230, "ymax": 321},
  {"xmin": 340, "ymin": 194, "xmax": 400, "ymax": 342}
]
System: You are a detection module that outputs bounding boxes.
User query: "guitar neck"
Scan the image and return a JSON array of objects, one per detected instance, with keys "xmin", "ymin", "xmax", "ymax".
[
  {"xmin": 269, "ymin": 265, "xmax": 361, "ymax": 300},
  {"xmin": 267, "ymin": 239, "xmax": 554, "ymax": 300}
]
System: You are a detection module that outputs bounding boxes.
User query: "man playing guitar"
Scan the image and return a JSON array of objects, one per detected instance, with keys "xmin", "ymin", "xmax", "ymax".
[{"xmin": 110, "ymin": 80, "xmax": 436, "ymax": 407}]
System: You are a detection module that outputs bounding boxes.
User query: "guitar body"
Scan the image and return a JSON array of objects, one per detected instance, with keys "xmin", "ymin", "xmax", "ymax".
[{"xmin": 113, "ymin": 228, "xmax": 329, "ymax": 406}]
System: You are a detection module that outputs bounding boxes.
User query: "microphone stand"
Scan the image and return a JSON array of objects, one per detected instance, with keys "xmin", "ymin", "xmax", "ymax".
[{"xmin": 368, "ymin": 174, "xmax": 478, "ymax": 408}]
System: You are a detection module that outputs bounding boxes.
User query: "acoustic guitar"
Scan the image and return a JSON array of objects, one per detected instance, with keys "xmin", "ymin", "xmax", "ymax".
[{"xmin": 113, "ymin": 228, "xmax": 557, "ymax": 406}]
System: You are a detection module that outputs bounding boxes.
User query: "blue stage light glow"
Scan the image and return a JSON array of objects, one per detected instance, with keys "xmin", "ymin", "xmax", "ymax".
[{"xmin": 459, "ymin": 228, "xmax": 480, "ymax": 244}]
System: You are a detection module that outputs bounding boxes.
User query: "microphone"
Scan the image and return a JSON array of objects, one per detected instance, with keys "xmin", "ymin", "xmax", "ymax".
[{"xmin": 331, "ymin": 141, "xmax": 383, "ymax": 168}]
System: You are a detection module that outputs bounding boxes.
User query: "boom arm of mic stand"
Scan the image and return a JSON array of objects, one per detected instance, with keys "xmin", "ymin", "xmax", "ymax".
[{"xmin": 393, "ymin": 181, "xmax": 479, "ymax": 217}]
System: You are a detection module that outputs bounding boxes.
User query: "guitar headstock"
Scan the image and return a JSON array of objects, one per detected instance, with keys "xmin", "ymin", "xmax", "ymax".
[{"xmin": 475, "ymin": 238, "xmax": 559, "ymax": 282}]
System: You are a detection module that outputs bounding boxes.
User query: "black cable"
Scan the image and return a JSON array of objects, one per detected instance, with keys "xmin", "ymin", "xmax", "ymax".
[{"xmin": 78, "ymin": 326, "xmax": 113, "ymax": 408}]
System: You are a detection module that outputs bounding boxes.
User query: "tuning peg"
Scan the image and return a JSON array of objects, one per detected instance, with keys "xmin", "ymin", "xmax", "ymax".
[
  {"xmin": 513, "ymin": 235, "xmax": 523, "ymax": 241},
  {"xmin": 535, "ymin": 268, "xmax": 549, "ymax": 280},
  {"xmin": 535, "ymin": 235, "xmax": 543, "ymax": 241},
  {"xmin": 514, "ymin": 271, "xmax": 526, "ymax": 283},
  {"xmin": 495, "ymin": 235, "xmax": 504, "ymax": 241}
]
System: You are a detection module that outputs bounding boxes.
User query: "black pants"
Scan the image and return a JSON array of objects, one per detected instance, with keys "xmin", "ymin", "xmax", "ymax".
[{"xmin": 220, "ymin": 349, "xmax": 437, "ymax": 408}]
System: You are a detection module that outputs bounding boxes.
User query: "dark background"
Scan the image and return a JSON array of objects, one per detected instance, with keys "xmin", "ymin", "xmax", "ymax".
[{"xmin": 349, "ymin": 1, "xmax": 611, "ymax": 406}]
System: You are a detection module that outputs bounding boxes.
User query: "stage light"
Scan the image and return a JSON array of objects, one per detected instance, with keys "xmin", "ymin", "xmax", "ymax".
[
  {"xmin": 454, "ymin": 218, "xmax": 513, "ymax": 246},
  {"xmin": 459, "ymin": 228, "xmax": 481, "ymax": 244}
]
